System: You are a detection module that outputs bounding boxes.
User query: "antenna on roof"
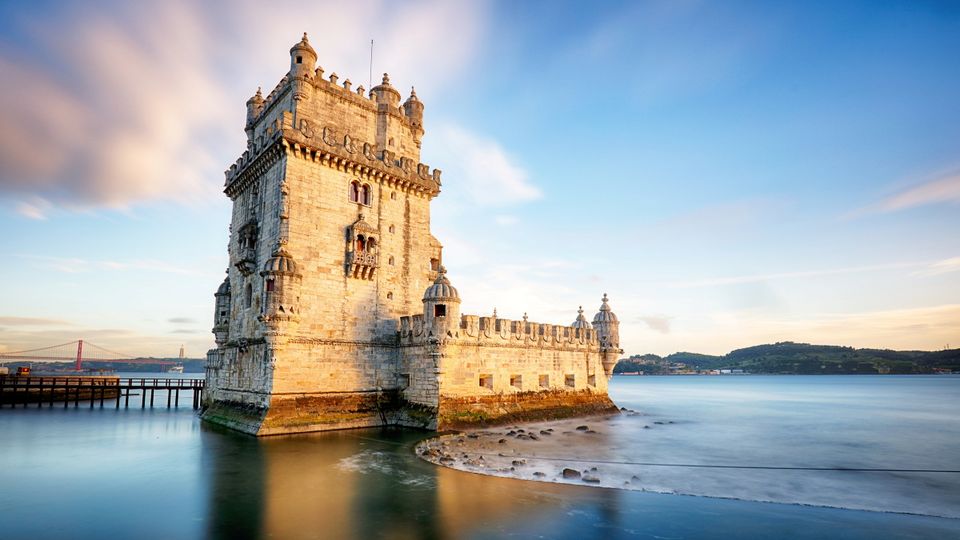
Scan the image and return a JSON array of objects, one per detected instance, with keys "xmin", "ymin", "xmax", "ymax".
[{"xmin": 368, "ymin": 39, "xmax": 374, "ymax": 90}]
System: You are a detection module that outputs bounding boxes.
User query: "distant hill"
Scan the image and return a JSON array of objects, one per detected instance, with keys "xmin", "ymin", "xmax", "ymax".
[{"xmin": 614, "ymin": 342, "xmax": 960, "ymax": 375}]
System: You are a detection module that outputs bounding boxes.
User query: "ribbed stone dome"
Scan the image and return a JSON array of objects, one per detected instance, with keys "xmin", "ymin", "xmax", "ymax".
[
  {"xmin": 261, "ymin": 247, "xmax": 300, "ymax": 276},
  {"xmin": 592, "ymin": 293, "xmax": 618, "ymax": 324},
  {"xmin": 216, "ymin": 276, "xmax": 231, "ymax": 296},
  {"xmin": 571, "ymin": 306, "xmax": 592, "ymax": 329},
  {"xmin": 289, "ymin": 32, "xmax": 316, "ymax": 57},
  {"xmin": 422, "ymin": 266, "xmax": 460, "ymax": 302}
]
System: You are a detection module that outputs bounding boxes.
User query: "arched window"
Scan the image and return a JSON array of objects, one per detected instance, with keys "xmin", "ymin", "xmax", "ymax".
[
  {"xmin": 349, "ymin": 181, "xmax": 360, "ymax": 203},
  {"xmin": 361, "ymin": 184, "xmax": 371, "ymax": 205},
  {"xmin": 388, "ymin": 225, "xmax": 395, "ymax": 234},
  {"xmin": 387, "ymin": 292, "xmax": 393, "ymax": 300},
  {"xmin": 388, "ymin": 256, "xmax": 394, "ymax": 266},
  {"xmin": 244, "ymin": 283, "xmax": 253, "ymax": 309},
  {"xmin": 356, "ymin": 235, "xmax": 366, "ymax": 252},
  {"xmin": 367, "ymin": 237, "xmax": 377, "ymax": 252}
]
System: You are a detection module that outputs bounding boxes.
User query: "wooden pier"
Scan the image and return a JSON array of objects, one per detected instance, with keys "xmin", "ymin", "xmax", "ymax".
[{"xmin": 0, "ymin": 375, "xmax": 205, "ymax": 409}]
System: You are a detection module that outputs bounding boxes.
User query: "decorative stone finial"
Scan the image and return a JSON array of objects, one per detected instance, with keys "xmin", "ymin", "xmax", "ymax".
[
  {"xmin": 437, "ymin": 265, "xmax": 447, "ymax": 276},
  {"xmin": 357, "ymin": 85, "xmax": 365, "ymax": 95},
  {"xmin": 343, "ymin": 79, "xmax": 352, "ymax": 91},
  {"xmin": 382, "ymin": 73, "xmax": 390, "ymax": 85},
  {"xmin": 523, "ymin": 312, "xmax": 528, "ymax": 322},
  {"xmin": 493, "ymin": 307, "xmax": 498, "ymax": 318}
]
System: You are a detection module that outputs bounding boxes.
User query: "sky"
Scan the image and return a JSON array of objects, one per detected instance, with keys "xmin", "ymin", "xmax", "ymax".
[{"xmin": 1, "ymin": 0, "xmax": 958, "ymax": 358}]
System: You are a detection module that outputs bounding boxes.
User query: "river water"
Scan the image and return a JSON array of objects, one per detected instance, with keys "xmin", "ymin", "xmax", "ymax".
[{"xmin": 1, "ymin": 374, "xmax": 958, "ymax": 539}]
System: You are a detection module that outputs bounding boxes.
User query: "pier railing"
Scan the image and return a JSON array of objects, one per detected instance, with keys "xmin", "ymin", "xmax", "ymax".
[{"xmin": 0, "ymin": 375, "xmax": 205, "ymax": 409}]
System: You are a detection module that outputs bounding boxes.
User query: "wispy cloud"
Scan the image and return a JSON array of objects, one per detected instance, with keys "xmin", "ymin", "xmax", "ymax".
[
  {"xmin": 0, "ymin": 0, "xmax": 490, "ymax": 215},
  {"xmin": 914, "ymin": 256, "xmax": 960, "ymax": 277},
  {"xmin": 0, "ymin": 316, "xmax": 72, "ymax": 326},
  {"xmin": 15, "ymin": 254, "xmax": 211, "ymax": 276},
  {"xmin": 638, "ymin": 315, "xmax": 672, "ymax": 334},
  {"xmin": 429, "ymin": 124, "xmax": 541, "ymax": 207},
  {"xmin": 167, "ymin": 317, "xmax": 196, "ymax": 324},
  {"xmin": 852, "ymin": 171, "xmax": 960, "ymax": 217},
  {"xmin": 668, "ymin": 261, "xmax": 922, "ymax": 289}
]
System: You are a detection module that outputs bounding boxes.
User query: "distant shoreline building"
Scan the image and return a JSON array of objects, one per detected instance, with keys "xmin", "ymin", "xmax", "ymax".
[{"xmin": 203, "ymin": 34, "xmax": 621, "ymax": 435}]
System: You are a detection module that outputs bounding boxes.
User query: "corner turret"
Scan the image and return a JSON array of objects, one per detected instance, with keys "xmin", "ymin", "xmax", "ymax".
[
  {"xmin": 592, "ymin": 293, "xmax": 622, "ymax": 377},
  {"xmin": 212, "ymin": 275, "xmax": 231, "ymax": 347},
  {"xmin": 245, "ymin": 87, "xmax": 264, "ymax": 143},
  {"xmin": 289, "ymin": 32, "xmax": 317, "ymax": 79},
  {"xmin": 571, "ymin": 306, "xmax": 591, "ymax": 329},
  {"xmin": 403, "ymin": 87, "xmax": 424, "ymax": 144},
  {"xmin": 259, "ymin": 246, "xmax": 303, "ymax": 329},
  {"xmin": 422, "ymin": 266, "xmax": 461, "ymax": 335}
]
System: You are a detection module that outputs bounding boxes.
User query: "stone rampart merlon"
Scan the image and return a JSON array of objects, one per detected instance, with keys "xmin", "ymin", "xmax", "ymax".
[{"xmin": 398, "ymin": 312, "xmax": 598, "ymax": 349}]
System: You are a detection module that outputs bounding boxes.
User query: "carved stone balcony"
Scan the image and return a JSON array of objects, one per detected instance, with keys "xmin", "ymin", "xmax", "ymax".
[
  {"xmin": 234, "ymin": 247, "xmax": 257, "ymax": 276},
  {"xmin": 346, "ymin": 251, "xmax": 378, "ymax": 280}
]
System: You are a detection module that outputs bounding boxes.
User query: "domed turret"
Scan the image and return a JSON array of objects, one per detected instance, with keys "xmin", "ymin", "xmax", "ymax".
[
  {"xmin": 592, "ymin": 293, "xmax": 622, "ymax": 377},
  {"xmin": 259, "ymin": 247, "xmax": 303, "ymax": 328},
  {"xmin": 422, "ymin": 266, "xmax": 460, "ymax": 333},
  {"xmin": 289, "ymin": 32, "xmax": 317, "ymax": 78},
  {"xmin": 370, "ymin": 73, "xmax": 401, "ymax": 108},
  {"xmin": 212, "ymin": 275, "xmax": 231, "ymax": 347},
  {"xmin": 571, "ymin": 306, "xmax": 591, "ymax": 329},
  {"xmin": 403, "ymin": 87, "xmax": 424, "ymax": 124}
]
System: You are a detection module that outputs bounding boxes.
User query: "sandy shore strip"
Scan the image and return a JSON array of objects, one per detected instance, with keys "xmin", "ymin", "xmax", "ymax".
[{"xmin": 414, "ymin": 407, "xmax": 667, "ymax": 490}]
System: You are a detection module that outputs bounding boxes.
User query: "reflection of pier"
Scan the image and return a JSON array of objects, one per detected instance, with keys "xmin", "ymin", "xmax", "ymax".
[{"xmin": 0, "ymin": 376, "xmax": 205, "ymax": 409}]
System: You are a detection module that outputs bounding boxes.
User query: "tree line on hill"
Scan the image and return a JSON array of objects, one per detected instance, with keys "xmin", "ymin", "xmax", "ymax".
[{"xmin": 614, "ymin": 342, "xmax": 960, "ymax": 375}]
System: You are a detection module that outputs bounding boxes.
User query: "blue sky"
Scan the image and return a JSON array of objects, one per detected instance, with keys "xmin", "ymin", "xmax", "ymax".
[{"xmin": 1, "ymin": 0, "xmax": 958, "ymax": 357}]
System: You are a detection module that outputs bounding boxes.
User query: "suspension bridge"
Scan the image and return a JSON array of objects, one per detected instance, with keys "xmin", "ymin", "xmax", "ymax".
[{"xmin": 0, "ymin": 339, "xmax": 182, "ymax": 371}]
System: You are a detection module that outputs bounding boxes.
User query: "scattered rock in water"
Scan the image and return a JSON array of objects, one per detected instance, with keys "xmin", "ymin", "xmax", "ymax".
[
  {"xmin": 589, "ymin": 467, "xmax": 598, "ymax": 472},
  {"xmin": 653, "ymin": 421, "xmax": 665, "ymax": 425},
  {"xmin": 528, "ymin": 434, "xmax": 539, "ymax": 441},
  {"xmin": 582, "ymin": 474, "xmax": 600, "ymax": 484},
  {"xmin": 562, "ymin": 431, "xmax": 573, "ymax": 435},
  {"xmin": 631, "ymin": 475, "xmax": 640, "ymax": 482},
  {"xmin": 620, "ymin": 407, "xmax": 628, "ymax": 411},
  {"xmin": 512, "ymin": 459, "xmax": 526, "ymax": 466},
  {"xmin": 540, "ymin": 430, "xmax": 552, "ymax": 436},
  {"xmin": 507, "ymin": 430, "xmax": 516, "ymax": 436},
  {"xmin": 439, "ymin": 457, "xmax": 455, "ymax": 465},
  {"xmin": 643, "ymin": 425, "xmax": 650, "ymax": 429},
  {"xmin": 546, "ymin": 428, "xmax": 554, "ymax": 432},
  {"xmin": 585, "ymin": 430, "xmax": 597, "ymax": 434},
  {"xmin": 575, "ymin": 425, "xmax": 589, "ymax": 431},
  {"xmin": 668, "ymin": 421, "xmax": 675, "ymax": 424},
  {"xmin": 533, "ymin": 471, "xmax": 546, "ymax": 477},
  {"xmin": 467, "ymin": 433, "xmax": 479, "ymax": 439},
  {"xmin": 562, "ymin": 468, "xmax": 581, "ymax": 479},
  {"xmin": 498, "ymin": 439, "xmax": 507, "ymax": 444}
]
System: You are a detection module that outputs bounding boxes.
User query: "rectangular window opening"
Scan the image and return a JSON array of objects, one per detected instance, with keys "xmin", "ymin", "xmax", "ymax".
[
  {"xmin": 399, "ymin": 374, "xmax": 410, "ymax": 389},
  {"xmin": 565, "ymin": 374, "xmax": 575, "ymax": 388},
  {"xmin": 434, "ymin": 304, "xmax": 446, "ymax": 317},
  {"xmin": 539, "ymin": 374, "xmax": 549, "ymax": 388},
  {"xmin": 479, "ymin": 374, "xmax": 493, "ymax": 390},
  {"xmin": 588, "ymin": 374, "xmax": 597, "ymax": 387},
  {"xmin": 510, "ymin": 375, "xmax": 522, "ymax": 389}
]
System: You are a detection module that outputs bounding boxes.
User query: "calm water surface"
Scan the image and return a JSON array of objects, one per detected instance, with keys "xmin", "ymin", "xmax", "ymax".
[{"xmin": 1, "ymin": 374, "xmax": 958, "ymax": 539}]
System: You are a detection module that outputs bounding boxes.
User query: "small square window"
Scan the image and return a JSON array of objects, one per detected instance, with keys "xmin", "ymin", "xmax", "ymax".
[
  {"xmin": 296, "ymin": 56, "xmax": 303, "ymax": 64},
  {"xmin": 539, "ymin": 374, "xmax": 549, "ymax": 388},
  {"xmin": 510, "ymin": 375, "xmax": 522, "ymax": 389},
  {"xmin": 565, "ymin": 374, "xmax": 575, "ymax": 388},
  {"xmin": 399, "ymin": 374, "xmax": 410, "ymax": 389},
  {"xmin": 588, "ymin": 374, "xmax": 596, "ymax": 387},
  {"xmin": 479, "ymin": 374, "xmax": 493, "ymax": 390},
  {"xmin": 434, "ymin": 304, "xmax": 446, "ymax": 317}
]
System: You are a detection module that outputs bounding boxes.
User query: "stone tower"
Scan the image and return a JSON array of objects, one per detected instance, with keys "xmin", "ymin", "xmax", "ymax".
[{"xmin": 203, "ymin": 33, "xmax": 444, "ymax": 435}]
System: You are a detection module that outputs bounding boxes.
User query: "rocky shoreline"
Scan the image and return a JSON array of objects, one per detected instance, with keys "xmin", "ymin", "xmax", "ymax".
[{"xmin": 415, "ymin": 407, "xmax": 657, "ymax": 489}]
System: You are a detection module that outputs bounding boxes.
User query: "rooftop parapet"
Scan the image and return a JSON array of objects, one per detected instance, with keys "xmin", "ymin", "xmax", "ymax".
[{"xmin": 399, "ymin": 312, "xmax": 598, "ymax": 349}]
